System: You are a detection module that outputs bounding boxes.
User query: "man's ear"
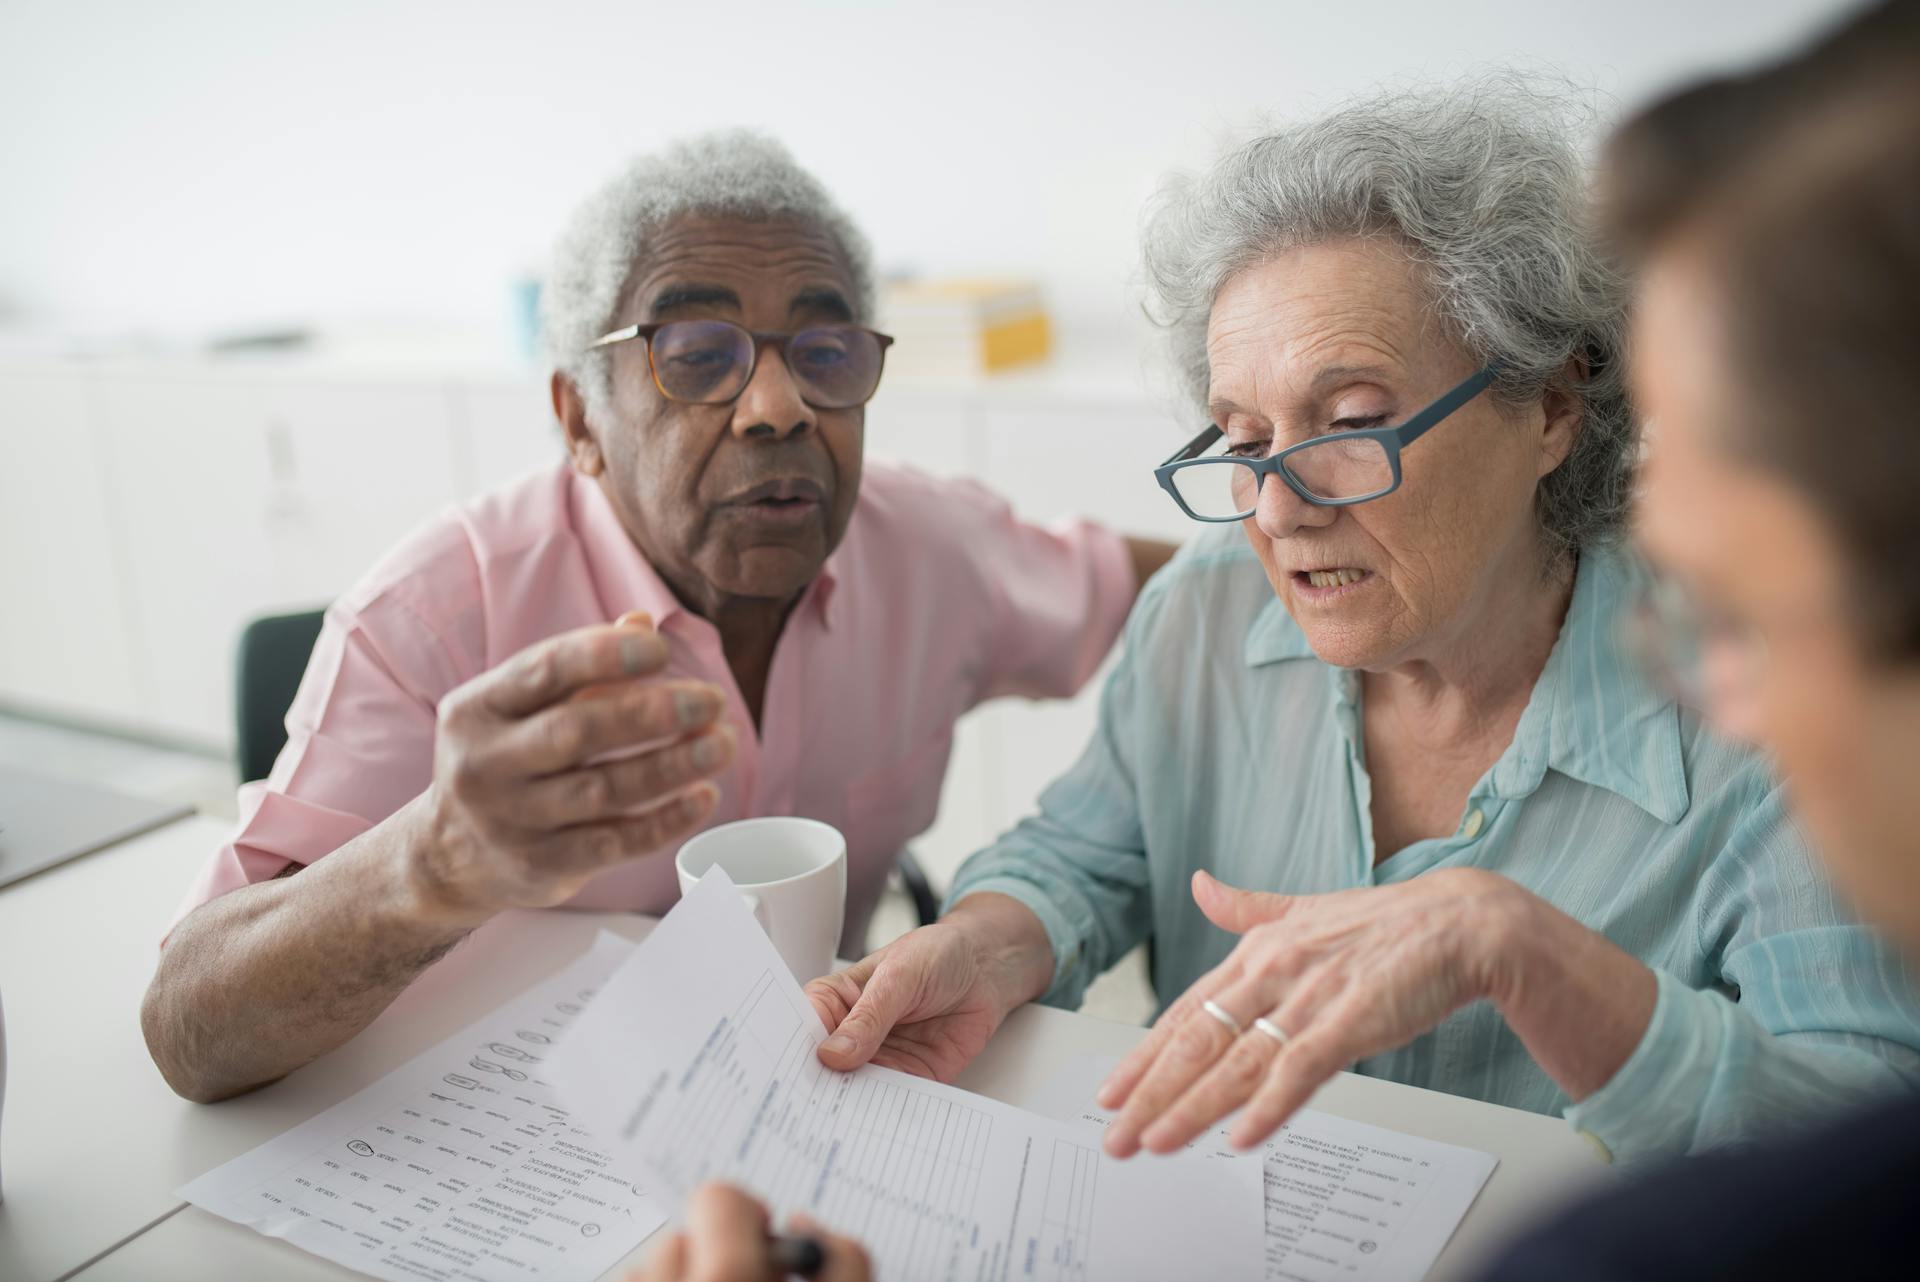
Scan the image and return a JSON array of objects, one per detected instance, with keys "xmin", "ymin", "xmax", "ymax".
[
  {"xmin": 1537, "ymin": 356, "xmax": 1587, "ymax": 478},
  {"xmin": 552, "ymin": 371, "xmax": 605, "ymax": 477}
]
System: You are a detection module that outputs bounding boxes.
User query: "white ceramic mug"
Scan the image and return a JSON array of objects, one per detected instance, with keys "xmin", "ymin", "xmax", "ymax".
[{"xmin": 674, "ymin": 817, "xmax": 847, "ymax": 984}]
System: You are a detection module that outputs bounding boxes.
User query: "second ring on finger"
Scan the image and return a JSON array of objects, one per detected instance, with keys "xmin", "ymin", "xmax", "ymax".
[
  {"xmin": 1139, "ymin": 1006, "xmax": 1295, "ymax": 1152},
  {"xmin": 1131, "ymin": 999, "xmax": 1272, "ymax": 1145}
]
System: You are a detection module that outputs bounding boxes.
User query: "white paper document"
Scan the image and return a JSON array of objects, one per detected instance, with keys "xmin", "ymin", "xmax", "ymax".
[
  {"xmin": 1027, "ymin": 1056, "xmax": 1498, "ymax": 1282},
  {"xmin": 548, "ymin": 869, "xmax": 1268, "ymax": 1281},
  {"xmin": 180, "ymin": 934, "xmax": 666, "ymax": 1282}
]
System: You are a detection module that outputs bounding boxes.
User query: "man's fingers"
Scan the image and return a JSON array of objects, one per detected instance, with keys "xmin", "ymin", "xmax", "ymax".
[
  {"xmin": 481, "ymin": 624, "xmax": 669, "ymax": 719},
  {"xmin": 817, "ymin": 955, "xmax": 918, "ymax": 1072},
  {"xmin": 515, "ymin": 726, "xmax": 735, "ymax": 827},
  {"xmin": 535, "ymin": 784, "xmax": 720, "ymax": 878},
  {"xmin": 489, "ymin": 679, "xmax": 725, "ymax": 776},
  {"xmin": 683, "ymin": 1183, "xmax": 771, "ymax": 1280}
]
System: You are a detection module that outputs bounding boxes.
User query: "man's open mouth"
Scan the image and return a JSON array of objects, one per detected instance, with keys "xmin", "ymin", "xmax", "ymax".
[{"xmin": 725, "ymin": 477, "xmax": 828, "ymax": 523}]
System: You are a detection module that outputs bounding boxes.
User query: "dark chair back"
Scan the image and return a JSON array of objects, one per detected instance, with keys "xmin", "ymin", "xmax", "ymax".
[{"xmin": 234, "ymin": 608, "xmax": 328, "ymax": 784}]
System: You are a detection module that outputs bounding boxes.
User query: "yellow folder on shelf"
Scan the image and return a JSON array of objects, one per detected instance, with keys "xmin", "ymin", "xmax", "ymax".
[{"xmin": 879, "ymin": 277, "xmax": 1053, "ymax": 375}]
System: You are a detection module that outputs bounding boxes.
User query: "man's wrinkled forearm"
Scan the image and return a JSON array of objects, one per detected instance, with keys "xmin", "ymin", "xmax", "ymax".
[{"xmin": 140, "ymin": 792, "xmax": 488, "ymax": 1103}]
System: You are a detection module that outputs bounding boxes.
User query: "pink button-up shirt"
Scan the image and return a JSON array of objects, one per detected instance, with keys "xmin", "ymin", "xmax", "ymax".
[{"xmin": 174, "ymin": 460, "xmax": 1133, "ymax": 950}]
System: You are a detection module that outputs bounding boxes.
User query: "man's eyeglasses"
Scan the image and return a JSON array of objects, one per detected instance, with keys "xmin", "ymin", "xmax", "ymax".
[
  {"xmin": 590, "ymin": 320, "xmax": 895, "ymax": 410},
  {"xmin": 1153, "ymin": 363, "xmax": 1504, "ymax": 521}
]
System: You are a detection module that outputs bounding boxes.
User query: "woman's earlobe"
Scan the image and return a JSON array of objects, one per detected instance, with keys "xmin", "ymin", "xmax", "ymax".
[
  {"xmin": 1539, "ymin": 367, "xmax": 1586, "ymax": 475},
  {"xmin": 1542, "ymin": 411, "xmax": 1582, "ymax": 476}
]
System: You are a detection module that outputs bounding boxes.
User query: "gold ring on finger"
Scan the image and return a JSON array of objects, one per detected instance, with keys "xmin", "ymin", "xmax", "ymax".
[
  {"xmin": 1252, "ymin": 1016, "xmax": 1290, "ymax": 1047},
  {"xmin": 1201, "ymin": 998, "xmax": 1244, "ymax": 1037}
]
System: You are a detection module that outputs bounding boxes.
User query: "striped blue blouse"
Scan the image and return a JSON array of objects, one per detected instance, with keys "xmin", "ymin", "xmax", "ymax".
[{"xmin": 948, "ymin": 529, "xmax": 1920, "ymax": 1165}]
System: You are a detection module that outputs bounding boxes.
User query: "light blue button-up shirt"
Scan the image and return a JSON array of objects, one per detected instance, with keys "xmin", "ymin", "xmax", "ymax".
[{"xmin": 949, "ymin": 529, "xmax": 1920, "ymax": 1164}]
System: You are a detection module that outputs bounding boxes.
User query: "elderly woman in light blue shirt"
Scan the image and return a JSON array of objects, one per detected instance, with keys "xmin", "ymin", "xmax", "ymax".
[{"xmin": 804, "ymin": 81, "xmax": 1920, "ymax": 1168}]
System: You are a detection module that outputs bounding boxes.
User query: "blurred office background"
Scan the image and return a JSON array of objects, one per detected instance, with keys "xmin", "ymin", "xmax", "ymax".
[{"xmin": 0, "ymin": 0, "xmax": 1856, "ymax": 983}]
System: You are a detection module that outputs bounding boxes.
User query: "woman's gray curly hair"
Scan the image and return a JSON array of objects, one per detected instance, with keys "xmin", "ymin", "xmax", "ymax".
[
  {"xmin": 543, "ymin": 129, "xmax": 876, "ymax": 419},
  {"xmin": 1141, "ymin": 76, "xmax": 1634, "ymax": 556}
]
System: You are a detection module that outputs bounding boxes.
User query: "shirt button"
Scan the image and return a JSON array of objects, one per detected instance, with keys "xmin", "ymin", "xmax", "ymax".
[{"xmin": 1461, "ymin": 808, "xmax": 1486, "ymax": 840}]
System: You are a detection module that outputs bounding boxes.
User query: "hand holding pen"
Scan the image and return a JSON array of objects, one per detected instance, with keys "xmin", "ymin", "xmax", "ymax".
[{"xmin": 632, "ymin": 1183, "xmax": 870, "ymax": 1282}]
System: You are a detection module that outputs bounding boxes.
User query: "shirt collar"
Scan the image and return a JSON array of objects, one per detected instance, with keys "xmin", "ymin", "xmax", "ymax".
[
  {"xmin": 1243, "ymin": 542, "xmax": 1690, "ymax": 824},
  {"xmin": 1500, "ymin": 542, "xmax": 1689, "ymax": 824},
  {"xmin": 1244, "ymin": 594, "xmax": 1319, "ymax": 666},
  {"xmin": 572, "ymin": 469, "xmax": 839, "ymax": 633}
]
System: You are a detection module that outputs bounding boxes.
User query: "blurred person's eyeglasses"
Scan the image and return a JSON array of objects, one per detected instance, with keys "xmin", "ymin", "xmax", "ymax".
[
  {"xmin": 1153, "ymin": 363, "xmax": 1504, "ymax": 522},
  {"xmin": 590, "ymin": 321, "xmax": 895, "ymax": 409},
  {"xmin": 1623, "ymin": 569, "xmax": 1769, "ymax": 734}
]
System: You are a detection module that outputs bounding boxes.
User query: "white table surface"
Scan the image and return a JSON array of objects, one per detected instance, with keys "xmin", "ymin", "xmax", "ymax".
[
  {"xmin": 0, "ymin": 811, "xmax": 228, "ymax": 1281},
  {"xmin": 2, "ymin": 814, "xmax": 1611, "ymax": 1282}
]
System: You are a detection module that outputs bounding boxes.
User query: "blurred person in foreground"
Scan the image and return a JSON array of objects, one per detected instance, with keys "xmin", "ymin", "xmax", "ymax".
[{"xmin": 1481, "ymin": 3, "xmax": 1920, "ymax": 1277}]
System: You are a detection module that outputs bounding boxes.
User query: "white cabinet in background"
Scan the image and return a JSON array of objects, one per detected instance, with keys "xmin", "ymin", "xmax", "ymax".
[
  {"xmin": 0, "ymin": 368, "xmax": 143, "ymax": 723},
  {"xmin": 979, "ymin": 402, "xmax": 1194, "ymax": 541},
  {"xmin": 86, "ymin": 374, "xmax": 461, "ymax": 745},
  {"xmin": 863, "ymin": 388, "xmax": 981, "ymax": 482},
  {"xmin": 89, "ymin": 375, "xmax": 282, "ymax": 745},
  {"xmin": 254, "ymin": 379, "xmax": 461, "ymax": 606},
  {"xmin": 452, "ymin": 379, "xmax": 567, "ymax": 498}
]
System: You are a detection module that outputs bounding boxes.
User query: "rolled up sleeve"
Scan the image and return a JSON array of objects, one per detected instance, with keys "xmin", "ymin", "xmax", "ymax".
[
  {"xmin": 1565, "ymin": 781, "xmax": 1920, "ymax": 1164},
  {"xmin": 165, "ymin": 589, "xmax": 462, "ymax": 939}
]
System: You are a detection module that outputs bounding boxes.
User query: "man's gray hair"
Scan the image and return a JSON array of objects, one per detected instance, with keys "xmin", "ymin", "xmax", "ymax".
[
  {"xmin": 543, "ymin": 129, "xmax": 876, "ymax": 416},
  {"xmin": 1141, "ymin": 76, "xmax": 1634, "ymax": 556}
]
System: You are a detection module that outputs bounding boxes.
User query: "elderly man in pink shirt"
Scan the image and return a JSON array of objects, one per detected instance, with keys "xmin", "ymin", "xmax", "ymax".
[{"xmin": 142, "ymin": 131, "xmax": 1172, "ymax": 1103}]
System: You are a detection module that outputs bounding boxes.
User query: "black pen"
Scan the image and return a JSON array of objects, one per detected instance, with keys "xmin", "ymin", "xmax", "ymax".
[{"xmin": 769, "ymin": 1232, "xmax": 825, "ymax": 1277}]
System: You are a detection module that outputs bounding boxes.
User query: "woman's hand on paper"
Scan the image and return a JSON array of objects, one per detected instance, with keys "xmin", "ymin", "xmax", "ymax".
[
  {"xmin": 805, "ymin": 892, "xmax": 1055, "ymax": 1081},
  {"xmin": 1097, "ymin": 868, "xmax": 1655, "ymax": 1158},
  {"xmin": 633, "ymin": 1184, "xmax": 870, "ymax": 1282}
]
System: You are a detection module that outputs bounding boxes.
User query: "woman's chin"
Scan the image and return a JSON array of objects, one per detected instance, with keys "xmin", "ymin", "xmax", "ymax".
[
  {"xmin": 1280, "ymin": 586, "xmax": 1397, "ymax": 667},
  {"xmin": 1289, "ymin": 615, "xmax": 1395, "ymax": 670}
]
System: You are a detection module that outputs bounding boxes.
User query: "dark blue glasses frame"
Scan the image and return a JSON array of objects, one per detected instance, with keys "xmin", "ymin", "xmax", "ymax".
[{"xmin": 1153, "ymin": 362, "xmax": 1504, "ymax": 522}]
